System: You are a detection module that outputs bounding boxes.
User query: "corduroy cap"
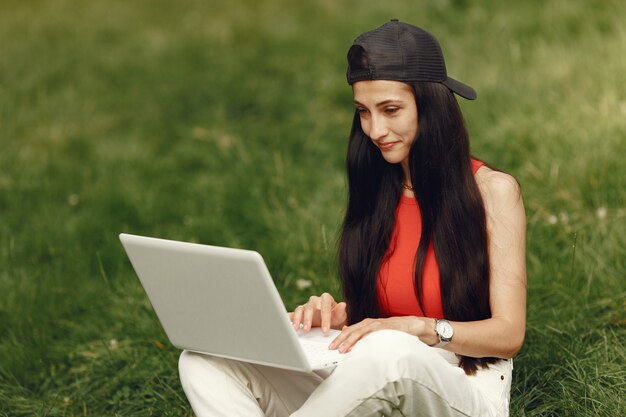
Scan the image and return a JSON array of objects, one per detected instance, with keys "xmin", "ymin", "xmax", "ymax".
[{"xmin": 347, "ymin": 19, "xmax": 477, "ymax": 100}]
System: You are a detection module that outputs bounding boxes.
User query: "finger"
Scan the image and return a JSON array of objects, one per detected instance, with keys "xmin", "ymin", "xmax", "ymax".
[
  {"xmin": 290, "ymin": 306, "xmax": 299, "ymax": 330},
  {"xmin": 337, "ymin": 326, "xmax": 372, "ymax": 353},
  {"xmin": 329, "ymin": 319, "xmax": 373, "ymax": 350},
  {"xmin": 291, "ymin": 305, "xmax": 305, "ymax": 330},
  {"xmin": 320, "ymin": 293, "xmax": 334, "ymax": 333},
  {"xmin": 329, "ymin": 325, "xmax": 350, "ymax": 350},
  {"xmin": 302, "ymin": 296, "xmax": 320, "ymax": 331},
  {"xmin": 331, "ymin": 302, "xmax": 348, "ymax": 328}
]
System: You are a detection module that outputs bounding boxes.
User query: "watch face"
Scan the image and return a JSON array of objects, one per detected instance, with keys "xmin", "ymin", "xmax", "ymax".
[{"xmin": 437, "ymin": 320, "xmax": 454, "ymax": 340}]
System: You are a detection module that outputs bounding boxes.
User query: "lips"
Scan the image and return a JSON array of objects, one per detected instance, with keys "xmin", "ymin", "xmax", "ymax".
[{"xmin": 378, "ymin": 141, "xmax": 399, "ymax": 150}]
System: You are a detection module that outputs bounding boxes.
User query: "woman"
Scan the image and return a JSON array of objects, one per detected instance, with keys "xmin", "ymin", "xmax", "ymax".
[{"xmin": 179, "ymin": 20, "xmax": 526, "ymax": 417}]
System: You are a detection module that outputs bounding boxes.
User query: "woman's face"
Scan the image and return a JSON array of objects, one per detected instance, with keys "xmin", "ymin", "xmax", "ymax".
[{"xmin": 353, "ymin": 80, "xmax": 418, "ymax": 168}]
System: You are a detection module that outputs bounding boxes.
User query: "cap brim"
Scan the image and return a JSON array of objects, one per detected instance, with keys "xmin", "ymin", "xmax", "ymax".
[{"xmin": 442, "ymin": 77, "xmax": 477, "ymax": 100}]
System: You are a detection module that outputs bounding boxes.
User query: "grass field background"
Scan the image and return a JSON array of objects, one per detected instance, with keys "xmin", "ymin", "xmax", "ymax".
[{"xmin": 1, "ymin": 0, "xmax": 625, "ymax": 415}]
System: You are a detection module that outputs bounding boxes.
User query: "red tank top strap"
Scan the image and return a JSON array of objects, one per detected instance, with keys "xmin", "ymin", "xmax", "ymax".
[{"xmin": 471, "ymin": 158, "xmax": 484, "ymax": 174}]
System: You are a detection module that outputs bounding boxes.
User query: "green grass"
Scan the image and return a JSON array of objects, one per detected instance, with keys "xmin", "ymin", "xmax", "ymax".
[{"xmin": 1, "ymin": 0, "xmax": 624, "ymax": 415}]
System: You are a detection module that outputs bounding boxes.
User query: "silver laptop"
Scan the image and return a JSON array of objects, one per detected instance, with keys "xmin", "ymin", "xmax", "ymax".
[{"xmin": 119, "ymin": 233, "xmax": 343, "ymax": 372}]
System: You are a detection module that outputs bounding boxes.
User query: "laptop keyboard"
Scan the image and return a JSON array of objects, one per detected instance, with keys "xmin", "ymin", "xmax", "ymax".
[{"xmin": 300, "ymin": 340, "xmax": 343, "ymax": 367}]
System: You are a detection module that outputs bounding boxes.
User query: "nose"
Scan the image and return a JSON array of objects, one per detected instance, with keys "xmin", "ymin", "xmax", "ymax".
[{"xmin": 368, "ymin": 114, "xmax": 388, "ymax": 141}]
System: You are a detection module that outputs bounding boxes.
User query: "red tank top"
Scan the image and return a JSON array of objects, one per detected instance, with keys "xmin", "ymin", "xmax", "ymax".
[{"xmin": 377, "ymin": 159, "xmax": 484, "ymax": 319}]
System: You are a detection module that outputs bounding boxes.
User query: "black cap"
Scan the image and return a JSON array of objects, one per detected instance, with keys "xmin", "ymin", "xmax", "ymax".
[{"xmin": 346, "ymin": 20, "xmax": 477, "ymax": 100}]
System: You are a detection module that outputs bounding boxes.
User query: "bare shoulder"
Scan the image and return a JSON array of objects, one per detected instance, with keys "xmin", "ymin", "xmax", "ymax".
[{"xmin": 474, "ymin": 166, "xmax": 523, "ymax": 215}]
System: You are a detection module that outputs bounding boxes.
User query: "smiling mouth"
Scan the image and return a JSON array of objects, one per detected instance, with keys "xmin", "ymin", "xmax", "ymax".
[{"xmin": 378, "ymin": 141, "xmax": 399, "ymax": 150}]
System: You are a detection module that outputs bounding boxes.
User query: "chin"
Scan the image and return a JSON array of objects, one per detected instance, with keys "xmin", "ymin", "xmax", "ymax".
[{"xmin": 380, "ymin": 153, "xmax": 405, "ymax": 165}]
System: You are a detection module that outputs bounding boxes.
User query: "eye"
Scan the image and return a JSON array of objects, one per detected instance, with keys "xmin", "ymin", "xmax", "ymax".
[
  {"xmin": 356, "ymin": 107, "xmax": 369, "ymax": 115},
  {"xmin": 385, "ymin": 107, "xmax": 399, "ymax": 114}
]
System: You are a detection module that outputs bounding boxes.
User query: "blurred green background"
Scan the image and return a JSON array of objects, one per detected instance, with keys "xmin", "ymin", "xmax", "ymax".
[{"xmin": 1, "ymin": 0, "xmax": 624, "ymax": 415}]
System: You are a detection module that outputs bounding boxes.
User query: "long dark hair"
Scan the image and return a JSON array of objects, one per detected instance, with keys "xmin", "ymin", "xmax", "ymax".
[{"xmin": 339, "ymin": 77, "xmax": 499, "ymax": 375}]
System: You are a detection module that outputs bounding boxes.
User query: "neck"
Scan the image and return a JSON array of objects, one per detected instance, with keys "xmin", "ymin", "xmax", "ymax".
[{"xmin": 401, "ymin": 159, "xmax": 413, "ymax": 197}]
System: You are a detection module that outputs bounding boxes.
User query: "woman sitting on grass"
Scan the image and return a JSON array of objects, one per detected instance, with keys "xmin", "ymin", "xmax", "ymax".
[{"xmin": 179, "ymin": 19, "xmax": 526, "ymax": 417}]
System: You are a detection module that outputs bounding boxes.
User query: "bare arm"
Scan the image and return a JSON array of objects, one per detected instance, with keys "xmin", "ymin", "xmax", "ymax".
[{"xmin": 440, "ymin": 167, "xmax": 527, "ymax": 358}]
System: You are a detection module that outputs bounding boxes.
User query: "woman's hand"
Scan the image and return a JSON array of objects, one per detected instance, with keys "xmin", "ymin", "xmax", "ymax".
[
  {"xmin": 329, "ymin": 316, "xmax": 437, "ymax": 353},
  {"xmin": 289, "ymin": 293, "xmax": 348, "ymax": 333}
]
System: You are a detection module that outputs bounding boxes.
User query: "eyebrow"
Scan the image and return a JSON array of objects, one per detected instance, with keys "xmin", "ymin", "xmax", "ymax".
[{"xmin": 353, "ymin": 99, "xmax": 404, "ymax": 107}]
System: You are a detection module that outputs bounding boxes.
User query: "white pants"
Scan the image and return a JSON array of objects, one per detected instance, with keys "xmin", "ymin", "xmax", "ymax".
[{"xmin": 179, "ymin": 329, "xmax": 512, "ymax": 417}]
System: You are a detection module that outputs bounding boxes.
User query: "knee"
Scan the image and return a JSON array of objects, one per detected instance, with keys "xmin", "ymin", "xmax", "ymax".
[
  {"xmin": 179, "ymin": 350, "xmax": 202, "ymax": 371},
  {"xmin": 178, "ymin": 350, "xmax": 198, "ymax": 384},
  {"xmin": 178, "ymin": 350, "xmax": 218, "ymax": 387}
]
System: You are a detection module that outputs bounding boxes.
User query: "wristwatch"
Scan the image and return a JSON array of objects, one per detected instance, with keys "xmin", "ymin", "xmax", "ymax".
[{"xmin": 434, "ymin": 319, "xmax": 454, "ymax": 347}]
